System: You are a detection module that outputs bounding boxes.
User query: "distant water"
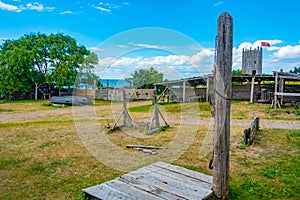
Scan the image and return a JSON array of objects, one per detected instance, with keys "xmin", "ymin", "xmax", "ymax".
[{"xmin": 100, "ymin": 79, "xmax": 130, "ymax": 87}]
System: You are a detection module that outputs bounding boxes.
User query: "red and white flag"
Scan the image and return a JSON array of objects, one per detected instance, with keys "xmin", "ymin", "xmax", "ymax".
[{"xmin": 261, "ymin": 42, "xmax": 271, "ymax": 47}]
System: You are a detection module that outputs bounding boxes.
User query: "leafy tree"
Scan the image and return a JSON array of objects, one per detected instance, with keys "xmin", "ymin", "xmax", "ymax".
[
  {"xmin": 126, "ymin": 67, "xmax": 164, "ymax": 89},
  {"xmin": 44, "ymin": 33, "xmax": 90, "ymax": 89},
  {"xmin": 75, "ymin": 52, "xmax": 100, "ymax": 86},
  {"xmin": 289, "ymin": 67, "xmax": 300, "ymax": 74},
  {"xmin": 0, "ymin": 32, "xmax": 98, "ymax": 99},
  {"xmin": 0, "ymin": 39, "xmax": 35, "ymax": 99},
  {"xmin": 232, "ymin": 69, "xmax": 243, "ymax": 75}
]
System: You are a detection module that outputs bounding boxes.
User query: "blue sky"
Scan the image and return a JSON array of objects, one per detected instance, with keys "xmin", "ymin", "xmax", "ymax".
[{"xmin": 1, "ymin": 0, "xmax": 300, "ymax": 80}]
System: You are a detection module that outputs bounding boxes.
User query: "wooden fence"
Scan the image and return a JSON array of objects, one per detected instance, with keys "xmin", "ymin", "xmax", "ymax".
[{"xmin": 244, "ymin": 116, "xmax": 260, "ymax": 145}]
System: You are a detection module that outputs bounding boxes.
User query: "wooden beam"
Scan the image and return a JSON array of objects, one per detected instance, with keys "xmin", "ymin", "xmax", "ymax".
[
  {"xmin": 278, "ymin": 75, "xmax": 300, "ymax": 80},
  {"xmin": 213, "ymin": 12, "xmax": 233, "ymax": 199},
  {"xmin": 274, "ymin": 92, "xmax": 300, "ymax": 97}
]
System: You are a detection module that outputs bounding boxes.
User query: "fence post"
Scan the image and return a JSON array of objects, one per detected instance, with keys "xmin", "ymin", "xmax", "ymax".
[
  {"xmin": 182, "ymin": 80, "xmax": 186, "ymax": 103},
  {"xmin": 213, "ymin": 12, "xmax": 233, "ymax": 199},
  {"xmin": 274, "ymin": 72, "xmax": 278, "ymax": 110},
  {"xmin": 250, "ymin": 76, "xmax": 255, "ymax": 103},
  {"xmin": 206, "ymin": 77, "xmax": 210, "ymax": 102}
]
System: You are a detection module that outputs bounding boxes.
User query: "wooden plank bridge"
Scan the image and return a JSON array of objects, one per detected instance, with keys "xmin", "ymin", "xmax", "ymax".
[{"xmin": 83, "ymin": 162, "xmax": 213, "ymax": 200}]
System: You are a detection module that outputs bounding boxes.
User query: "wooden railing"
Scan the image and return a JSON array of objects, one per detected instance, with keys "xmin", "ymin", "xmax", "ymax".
[{"xmin": 244, "ymin": 116, "xmax": 260, "ymax": 145}]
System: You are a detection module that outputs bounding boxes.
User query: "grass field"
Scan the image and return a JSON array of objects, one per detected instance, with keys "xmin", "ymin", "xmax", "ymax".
[{"xmin": 0, "ymin": 99, "xmax": 299, "ymax": 199}]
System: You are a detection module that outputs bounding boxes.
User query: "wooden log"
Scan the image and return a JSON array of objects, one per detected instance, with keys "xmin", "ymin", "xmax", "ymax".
[
  {"xmin": 126, "ymin": 145, "xmax": 163, "ymax": 149},
  {"xmin": 213, "ymin": 12, "xmax": 233, "ymax": 199}
]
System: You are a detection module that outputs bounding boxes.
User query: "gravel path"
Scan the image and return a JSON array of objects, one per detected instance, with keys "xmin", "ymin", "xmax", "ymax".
[{"xmin": 0, "ymin": 102, "xmax": 299, "ymax": 130}]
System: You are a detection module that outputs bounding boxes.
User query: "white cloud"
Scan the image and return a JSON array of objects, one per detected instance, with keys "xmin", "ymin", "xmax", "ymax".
[
  {"xmin": 0, "ymin": 1, "xmax": 21, "ymax": 12},
  {"xmin": 214, "ymin": 1, "xmax": 224, "ymax": 6},
  {"xmin": 89, "ymin": 47, "xmax": 105, "ymax": 51},
  {"xmin": 95, "ymin": 39, "xmax": 300, "ymax": 78},
  {"xmin": 96, "ymin": 49, "xmax": 214, "ymax": 79},
  {"xmin": 95, "ymin": 6, "xmax": 111, "ymax": 12},
  {"xmin": 93, "ymin": 2, "xmax": 129, "ymax": 13},
  {"xmin": 0, "ymin": 1, "xmax": 54, "ymax": 12},
  {"xmin": 26, "ymin": 2, "xmax": 44, "ymax": 11},
  {"xmin": 117, "ymin": 44, "xmax": 128, "ymax": 48},
  {"xmin": 272, "ymin": 45, "xmax": 300, "ymax": 59},
  {"xmin": 59, "ymin": 10, "xmax": 74, "ymax": 15},
  {"xmin": 130, "ymin": 43, "xmax": 171, "ymax": 49}
]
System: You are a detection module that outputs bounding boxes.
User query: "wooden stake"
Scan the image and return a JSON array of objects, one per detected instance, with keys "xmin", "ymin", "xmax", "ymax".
[
  {"xmin": 250, "ymin": 76, "xmax": 255, "ymax": 103},
  {"xmin": 213, "ymin": 12, "xmax": 233, "ymax": 199}
]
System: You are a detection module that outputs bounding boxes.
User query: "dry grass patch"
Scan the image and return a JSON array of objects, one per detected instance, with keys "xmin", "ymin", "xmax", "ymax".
[{"xmin": 0, "ymin": 100, "xmax": 299, "ymax": 199}]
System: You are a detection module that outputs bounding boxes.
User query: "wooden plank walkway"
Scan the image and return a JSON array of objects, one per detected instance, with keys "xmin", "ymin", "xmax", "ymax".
[{"xmin": 83, "ymin": 162, "xmax": 213, "ymax": 200}]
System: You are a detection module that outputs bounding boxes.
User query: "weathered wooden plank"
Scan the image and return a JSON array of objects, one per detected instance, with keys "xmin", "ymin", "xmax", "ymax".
[
  {"xmin": 154, "ymin": 162, "xmax": 212, "ymax": 184},
  {"xmin": 83, "ymin": 182, "xmax": 134, "ymax": 200},
  {"xmin": 143, "ymin": 164, "xmax": 212, "ymax": 190},
  {"xmin": 120, "ymin": 174, "xmax": 187, "ymax": 200},
  {"xmin": 104, "ymin": 179, "xmax": 163, "ymax": 200},
  {"xmin": 83, "ymin": 162, "xmax": 213, "ymax": 200},
  {"xmin": 121, "ymin": 166, "xmax": 212, "ymax": 199},
  {"xmin": 213, "ymin": 12, "xmax": 233, "ymax": 199},
  {"xmin": 121, "ymin": 164, "xmax": 213, "ymax": 199}
]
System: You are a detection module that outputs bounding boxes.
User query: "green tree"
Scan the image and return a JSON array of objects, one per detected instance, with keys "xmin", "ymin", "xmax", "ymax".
[
  {"xmin": 232, "ymin": 69, "xmax": 243, "ymax": 75},
  {"xmin": 289, "ymin": 67, "xmax": 300, "ymax": 74},
  {"xmin": 45, "ymin": 33, "xmax": 90, "ymax": 89},
  {"xmin": 126, "ymin": 67, "xmax": 164, "ymax": 89},
  {"xmin": 0, "ymin": 33, "xmax": 98, "ymax": 99},
  {"xmin": 75, "ymin": 52, "xmax": 100, "ymax": 86},
  {"xmin": 0, "ymin": 39, "xmax": 35, "ymax": 99}
]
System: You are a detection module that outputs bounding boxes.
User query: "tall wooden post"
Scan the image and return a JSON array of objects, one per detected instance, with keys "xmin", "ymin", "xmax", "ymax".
[
  {"xmin": 274, "ymin": 72, "xmax": 278, "ymax": 110},
  {"xmin": 93, "ymin": 79, "xmax": 97, "ymax": 99},
  {"xmin": 213, "ymin": 12, "xmax": 233, "ymax": 199},
  {"xmin": 182, "ymin": 81, "xmax": 186, "ymax": 103},
  {"xmin": 123, "ymin": 89, "xmax": 128, "ymax": 126},
  {"xmin": 279, "ymin": 77, "xmax": 284, "ymax": 105},
  {"xmin": 250, "ymin": 76, "xmax": 255, "ymax": 103},
  {"xmin": 206, "ymin": 77, "xmax": 210, "ymax": 102},
  {"xmin": 35, "ymin": 83, "xmax": 38, "ymax": 100}
]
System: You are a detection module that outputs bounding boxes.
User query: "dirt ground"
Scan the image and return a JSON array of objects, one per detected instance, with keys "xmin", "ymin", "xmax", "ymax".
[{"xmin": 1, "ymin": 101, "xmax": 299, "ymax": 130}]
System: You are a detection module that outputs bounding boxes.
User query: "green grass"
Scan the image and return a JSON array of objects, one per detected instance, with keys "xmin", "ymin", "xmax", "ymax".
[
  {"xmin": 0, "ymin": 99, "xmax": 69, "ymax": 113},
  {"xmin": 229, "ymin": 129, "xmax": 300, "ymax": 199},
  {"xmin": 0, "ymin": 100, "xmax": 299, "ymax": 199}
]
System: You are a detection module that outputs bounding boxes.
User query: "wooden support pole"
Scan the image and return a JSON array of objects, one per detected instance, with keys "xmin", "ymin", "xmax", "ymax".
[
  {"xmin": 154, "ymin": 95, "xmax": 160, "ymax": 128},
  {"xmin": 279, "ymin": 78, "xmax": 284, "ymax": 105},
  {"xmin": 93, "ymin": 79, "xmax": 97, "ymax": 99},
  {"xmin": 123, "ymin": 89, "xmax": 128, "ymax": 126},
  {"xmin": 274, "ymin": 72, "xmax": 278, "ymax": 110},
  {"xmin": 213, "ymin": 12, "xmax": 233, "ymax": 199},
  {"xmin": 35, "ymin": 83, "xmax": 38, "ymax": 100},
  {"xmin": 182, "ymin": 81, "xmax": 186, "ymax": 103},
  {"xmin": 250, "ymin": 76, "xmax": 255, "ymax": 103},
  {"xmin": 206, "ymin": 77, "xmax": 210, "ymax": 102},
  {"xmin": 106, "ymin": 80, "xmax": 109, "ymax": 101}
]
